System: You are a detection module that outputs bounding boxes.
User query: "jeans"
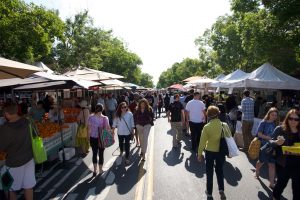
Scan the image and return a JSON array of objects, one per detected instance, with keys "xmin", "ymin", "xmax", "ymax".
[
  {"xmin": 90, "ymin": 137, "xmax": 105, "ymax": 165},
  {"xmin": 107, "ymin": 110, "xmax": 115, "ymax": 127},
  {"xmin": 118, "ymin": 135, "xmax": 131, "ymax": 159},
  {"xmin": 273, "ymin": 163, "xmax": 300, "ymax": 200},
  {"xmin": 205, "ymin": 151, "xmax": 225, "ymax": 195},
  {"xmin": 189, "ymin": 122, "xmax": 205, "ymax": 151}
]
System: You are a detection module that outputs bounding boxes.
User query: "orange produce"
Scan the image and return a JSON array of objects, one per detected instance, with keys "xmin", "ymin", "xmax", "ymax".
[
  {"xmin": 0, "ymin": 151, "xmax": 6, "ymax": 160},
  {"xmin": 63, "ymin": 108, "xmax": 81, "ymax": 123},
  {"xmin": 35, "ymin": 122, "xmax": 69, "ymax": 138}
]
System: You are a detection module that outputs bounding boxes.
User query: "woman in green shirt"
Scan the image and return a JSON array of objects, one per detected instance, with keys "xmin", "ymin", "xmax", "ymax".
[{"xmin": 198, "ymin": 105, "xmax": 231, "ymax": 200}]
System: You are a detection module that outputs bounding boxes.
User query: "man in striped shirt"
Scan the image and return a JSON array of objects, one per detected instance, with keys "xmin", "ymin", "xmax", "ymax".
[{"xmin": 241, "ymin": 89, "xmax": 255, "ymax": 152}]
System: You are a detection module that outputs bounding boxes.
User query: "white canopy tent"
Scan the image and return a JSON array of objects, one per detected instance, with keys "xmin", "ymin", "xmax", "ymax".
[
  {"xmin": 34, "ymin": 62, "xmax": 54, "ymax": 74},
  {"xmin": 218, "ymin": 63, "xmax": 300, "ymax": 90},
  {"xmin": 210, "ymin": 69, "xmax": 249, "ymax": 88}
]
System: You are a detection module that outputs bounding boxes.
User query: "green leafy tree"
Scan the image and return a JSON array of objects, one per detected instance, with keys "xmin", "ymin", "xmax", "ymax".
[{"xmin": 0, "ymin": 0, "xmax": 64, "ymax": 63}]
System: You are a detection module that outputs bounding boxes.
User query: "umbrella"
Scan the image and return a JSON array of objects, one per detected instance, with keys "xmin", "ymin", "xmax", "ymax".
[
  {"xmin": 188, "ymin": 76, "xmax": 214, "ymax": 84},
  {"xmin": 0, "ymin": 57, "xmax": 41, "ymax": 79},
  {"xmin": 169, "ymin": 84, "xmax": 186, "ymax": 91}
]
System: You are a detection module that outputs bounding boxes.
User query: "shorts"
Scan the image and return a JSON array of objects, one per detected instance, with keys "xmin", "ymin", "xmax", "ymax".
[
  {"xmin": 1, "ymin": 159, "xmax": 36, "ymax": 191},
  {"xmin": 258, "ymin": 149, "xmax": 275, "ymax": 164}
]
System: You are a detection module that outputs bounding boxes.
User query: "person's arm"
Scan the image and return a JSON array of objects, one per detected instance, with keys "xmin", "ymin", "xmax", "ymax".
[
  {"xmin": 269, "ymin": 126, "xmax": 285, "ymax": 147},
  {"xmin": 167, "ymin": 110, "xmax": 171, "ymax": 123},
  {"xmin": 181, "ymin": 109, "xmax": 185, "ymax": 124},
  {"xmin": 257, "ymin": 122, "xmax": 272, "ymax": 140}
]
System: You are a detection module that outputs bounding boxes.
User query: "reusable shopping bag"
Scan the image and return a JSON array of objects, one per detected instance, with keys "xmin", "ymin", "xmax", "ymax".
[
  {"xmin": 248, "ymin": 137, "xmax": 261, "ymax": 160},
  {"xmin": 30, "ymin": 122, "xmax": 47, "ymax": 164},
  {"xmin": 225, "ymin": 136, "xmax": 239, "ymax": 157},
  {"xmin": 98, "ymin": 118, "xmax": 114, "ymax": 148}
]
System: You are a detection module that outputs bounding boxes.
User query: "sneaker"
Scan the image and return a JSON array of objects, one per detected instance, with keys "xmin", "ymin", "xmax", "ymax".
[{"xmin": 219, "ymin": 190, "xmax": 226, "ymax": 200}]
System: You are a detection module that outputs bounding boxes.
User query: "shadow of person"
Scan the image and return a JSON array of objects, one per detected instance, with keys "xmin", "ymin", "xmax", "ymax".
[
  {"xmin": 257, "ymin": 177, "xmax": 289, "ymax": 200},
  {"xmin": 113, "ymin": 151, "xmax": 147, "ymax": 195},
  {"xmin": 163, "ymin": 149, "xmax": 184, "ymax": 166},
  {"xmin": 167, "ymin": 129, "xmax": 173, "ymax": 136},
  {"xmin": 185, "ymin": 153, "xmax": 205, "ymax": 178},
  {"xmin": 223, "ymin": 161, "xmax": 242, "ymax": 186}
]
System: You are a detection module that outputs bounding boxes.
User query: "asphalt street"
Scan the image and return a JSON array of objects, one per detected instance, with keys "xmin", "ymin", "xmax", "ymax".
[{"xmin": 28, "ymin": 117, "xmax": 292, "ymax": 200}]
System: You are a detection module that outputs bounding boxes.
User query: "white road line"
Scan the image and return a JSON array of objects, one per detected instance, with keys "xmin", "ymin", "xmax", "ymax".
[
  {"xmin": 36, "ymin": 169, "xmax": 63, "ymax": 192},
  {"xmin": 65, "ymin": 193, "xmax": 78, "ymax": 200},
  {"xmin": 85, "ymin": 187, "xmax": 96, "ymax": 200},
  {"xmin": 50, "ymin": 193, "xmax": 63, "ymax": 200}
]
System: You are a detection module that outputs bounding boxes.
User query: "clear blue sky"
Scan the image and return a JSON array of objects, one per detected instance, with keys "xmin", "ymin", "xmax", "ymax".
[{"xmin": 25, "ymin": 0, "xmax": 231, "ymax": 84}]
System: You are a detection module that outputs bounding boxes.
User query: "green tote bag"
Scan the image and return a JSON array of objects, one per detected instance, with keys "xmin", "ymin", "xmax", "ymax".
[{"xmin": 29, "ymin": 122, "xmax": 47, "ymax": 164}]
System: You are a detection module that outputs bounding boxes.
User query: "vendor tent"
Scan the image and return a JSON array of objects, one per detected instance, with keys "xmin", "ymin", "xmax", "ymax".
[
  {"xmin": 169, "ymin": 84, "xmax": 186, "ymax": 91},
  {"xmin": 64, "ymin": 67, "xmax": 124, "ymax": 81},
  {"xmin": 220, "ymin": 63, "xmax": 300, "ymax": 90},
  {"xmin": 0, "ymin": 57, "xmax": 41, "ymax": 79},
  {"xmin": 35, "ymin": 62, "xmax": 54, "ymax": 74},
  {"xmin": 214, "ymin": 74, "xmax": 226, "ymax": 81},
  {"xmin": 210, "ymin": 69, "xmax": 249, "ymax": 88},
  {"xmin": 183, "ymin": 76, "xmax": 203, "ymax": 82}
]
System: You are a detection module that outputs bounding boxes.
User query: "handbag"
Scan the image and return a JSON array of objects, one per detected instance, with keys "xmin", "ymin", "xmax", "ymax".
[
  {"xmin": 30, "ymin": 122, "xmax": 47, "ymax": 164},
  {"xmin": 76, "ymin": 109, "xmax": 88, "ymax": 138},
  {"xmin": 248, "ymin": 137, "xmax": 261, "ymax": 160},
  {"xmin": 98, "ymin": 117, "xmax": 115, "ymax": 148},
  {"xmin": 219, "ymin": 124, "xmax": 229, "ymax": 157},
  {"xmin": 122, "ymin": 116, "xmax": 134, "ymax": 140},
  {"xmin": 1, "ymin": 168, "xmax": 14, "ymax": 191}
]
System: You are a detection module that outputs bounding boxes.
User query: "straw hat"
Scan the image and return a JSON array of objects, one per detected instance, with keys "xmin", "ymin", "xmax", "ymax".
[{"xmin": 80, "ymin": 100, "xmax": 88, "ymax": 108}]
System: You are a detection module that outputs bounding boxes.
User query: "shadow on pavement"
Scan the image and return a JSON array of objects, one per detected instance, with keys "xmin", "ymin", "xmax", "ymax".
[
  {"xmin": 184, "ymin": 153, "xmax": 206, "ymax": 178},
  {"xmin": 257, "ymin": 178, "xmax": 288, "ymax": 200},
  {"xmin": 223, "ymin": 161, "xmax": 242, "ymax": 186},
  {"xmin": 163, "ymin": 149, "xmax": 184, "ymax": 166},
  {"xmin": 113, "ymin": 148, "xmax": 146, "ymax": 195}
]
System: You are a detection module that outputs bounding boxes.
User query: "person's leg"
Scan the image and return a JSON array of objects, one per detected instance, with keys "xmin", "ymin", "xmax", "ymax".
[
  {"xmin": 24, "ymin": 189, "xmax": 33, "ymax": 200},
  {"xmin": 90, "ymin": 138, "xmax": 98, "ymax": 173},
  {"xmin": 268, "ymin": 163, "xmax": 275, "ymax": 187},
  {"xmin": 8, "ymin": 191, "xmax": 17, "ymax": 200},
  {"xmin": 141, "ymin": 125, "xmax": 151, "ymax": 158},
  {"xmin": 189, "ymin": 122, "xmax": 197, "ymax": 151},
  {"xmin": 134, "ymin": 128, "xmax": 140, "ymax": 146},
  {"xmin": 136, "ymin": 125, "xmax": 144, "ymax": 156},
  {"xmin": 118, "ymin": 135, "xmax": 124, "ymax": 156},
  {"xmin": 197, "ymin": 123, "xmax": 205, "ymax": 149},
  {"xmin": 98, "ymin": 147, "xmax": 105, "ymax": 173},
  {"xmin": 255, "ymin": 161, "xmax": 264, "ymax": 178},
  {"xmin": 215, "ymin": 153, "xmax": 225, "ymax": 192},
  {"xmin": 205, "ymin": 151, "xmax": 215, "ymax": 196},
  {"xmin": 124, "ymin": 135, "xmax": 131, "ymax": 160},
  {"xmin": 242, "ymin": 121, "xmax": 252, "ymax": 151},
  {"xmin": 291, "ymin": 167, "xmax": 300, "ymax": 200},
  {"xmin": 170, "ymin": 122, "xmax": 178, "ymax": 147},
  {"xmin": 273, "ymin": 164, "xmax": 290, "ymax": 199},
  {"xmin": 175, "ymin": 122, "xmax": 183, "ymax": 142}
]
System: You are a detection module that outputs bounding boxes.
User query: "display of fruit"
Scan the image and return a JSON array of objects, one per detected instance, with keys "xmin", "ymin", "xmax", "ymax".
[
  {"xmin": 63, "ymin": 108, "xmax": 80, "ymax": 123},
  {"xmin": 35, "ymin": 122, "xmax": 69, "ymax": 138}
]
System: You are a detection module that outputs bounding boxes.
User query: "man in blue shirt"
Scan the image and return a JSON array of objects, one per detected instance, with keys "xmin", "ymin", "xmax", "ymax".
[{"xmin": 241, "ymin": 89, "xmax": 254, "ymax": 151}]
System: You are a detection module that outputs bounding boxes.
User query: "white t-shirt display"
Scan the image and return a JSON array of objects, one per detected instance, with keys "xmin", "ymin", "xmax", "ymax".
[
  {"xmin": 112, "ymin": 111, "xmax": 135, "ymax": 136},
  {"xmin": 185, "ymin": 99, "xmax": 206, "ymax": 123}
]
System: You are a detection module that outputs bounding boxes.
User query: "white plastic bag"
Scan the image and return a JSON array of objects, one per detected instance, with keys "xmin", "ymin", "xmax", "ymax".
[{"xmin": 225, "ymin": 136, "xmax": 239, "ymax": 157}]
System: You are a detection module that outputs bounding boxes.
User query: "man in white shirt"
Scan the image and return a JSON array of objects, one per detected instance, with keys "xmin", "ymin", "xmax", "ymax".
[{"xmin": 185, "ymin": 92, "xmax": 206, "ymax": 152}]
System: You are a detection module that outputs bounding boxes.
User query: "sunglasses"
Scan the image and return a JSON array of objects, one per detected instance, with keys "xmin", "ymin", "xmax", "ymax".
[
  {"xmin": 121, "ymin": 107, "xmax": 127, "ymax": 109},
  {"xmin": 288, "ymin": 117, "xmax": 300, "ymax": 122}
]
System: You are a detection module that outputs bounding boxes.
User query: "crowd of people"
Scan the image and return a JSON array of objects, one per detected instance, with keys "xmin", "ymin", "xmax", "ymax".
[{"xmin": 0, "ymin": 89, "xmax": 299, "ymax": 200}]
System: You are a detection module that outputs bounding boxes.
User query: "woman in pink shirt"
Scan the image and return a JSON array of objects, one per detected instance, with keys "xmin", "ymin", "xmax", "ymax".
[{"xmin": 88, "ymin": 104, "xmax": 111, "ymax": 176}]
